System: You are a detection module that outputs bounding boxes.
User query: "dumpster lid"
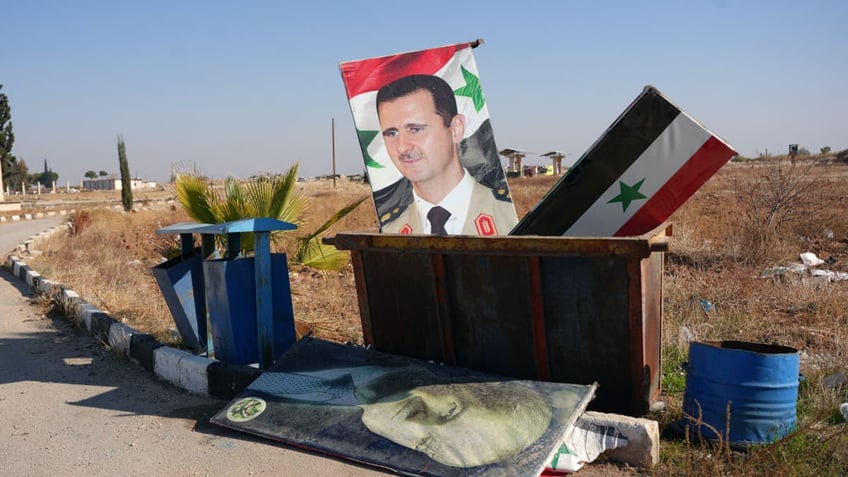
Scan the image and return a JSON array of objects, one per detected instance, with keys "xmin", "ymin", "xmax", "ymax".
[{"xmin": 158, "ymin": 218, "xmax": 297, "ymax": 235}]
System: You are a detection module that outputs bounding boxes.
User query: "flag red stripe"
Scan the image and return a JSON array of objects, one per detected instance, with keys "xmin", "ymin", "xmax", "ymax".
[
  {"xmin": 340, "ymin": 43, "xmax": 468, "ymax": 99},
  {"xmin": 614, "ymin": 136, "xmax": 735, "ymax": 236}
]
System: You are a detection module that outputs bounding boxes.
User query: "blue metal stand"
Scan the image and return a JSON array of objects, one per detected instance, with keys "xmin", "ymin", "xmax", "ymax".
[
  {"xmin": 155, "ymin": 218, "xmax": 298, "ymax": 368},
  {"xmin": 192, "ymin": 218, "xmax": 297, "ymax": 368}
]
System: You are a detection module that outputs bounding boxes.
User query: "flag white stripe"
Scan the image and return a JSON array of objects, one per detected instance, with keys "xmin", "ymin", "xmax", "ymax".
[{"xmin": 565, "ymin": 112, "xmax": 712, "ymax": 236}]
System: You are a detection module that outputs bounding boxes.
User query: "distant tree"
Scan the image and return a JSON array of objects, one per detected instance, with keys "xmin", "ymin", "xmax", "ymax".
[
  {"xmin": 1, "ymin": 84, "xmax": 20, "ymax": 191},
  {"xmin": 798, "ymin": 147, "xmax": 810, "ymax": 156},
  {"xmin": 30, "ymin": 167, "xmax": 59, "ymax": 188},
  {"xmin": 820, "ymin": 146, "xmax": 831, "ymax": 155},
  {"xmin": 33, "ymin": 159, "xmax": 59, "ymax": 187},
  {"xmin": 5, "ymin": 157, "xmax": 29, "ymax": 191},
  {"xmin": 117, "ymin": 134, "xmax": 133, "ymax": 211},
  {"xmin": 99, "ymin": 170, "xmax": 108, "ymax": 177},
  {"xmin": 85, "ymin": 170, "xmax": 98, "ymax": 179}
]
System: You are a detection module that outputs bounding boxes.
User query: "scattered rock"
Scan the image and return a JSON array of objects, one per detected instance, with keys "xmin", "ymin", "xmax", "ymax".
[{"xmin": 822, "ymin": 372, "xmax": 848, "ymax": 390}]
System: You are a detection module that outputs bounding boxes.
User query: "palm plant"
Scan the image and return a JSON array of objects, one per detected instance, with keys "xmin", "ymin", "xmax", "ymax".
[{"xmin": 174, "ymin": 163, "xmax": 365, "ymax": 271}]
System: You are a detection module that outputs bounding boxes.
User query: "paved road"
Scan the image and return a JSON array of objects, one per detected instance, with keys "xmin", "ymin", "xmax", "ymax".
[
  {"xmin": 0, "ymin": 219, "xmax": 387, "ymax": 476},
  {"xmin": 0, "ymin": 217, "xmax": 67, "ymax": 254}
]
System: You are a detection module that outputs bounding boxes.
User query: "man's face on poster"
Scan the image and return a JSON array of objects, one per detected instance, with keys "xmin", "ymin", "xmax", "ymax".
[
  {"xmin": 378, "ymin": 89, "xmax": 465, "ymax": 190},
  {"xmin": 359, "ymin": 380, "xmax": 551, "ymax": 468}
]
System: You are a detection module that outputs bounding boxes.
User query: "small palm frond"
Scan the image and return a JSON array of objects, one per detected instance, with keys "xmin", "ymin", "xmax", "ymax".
[
  {"xmin": 300, "ymin": 195, "xmax": 368, "ymax": 241},
  {"xmin": 175, "ymin": 174, "xmax": 217, "ymax": 224},
  {"xmin": 294, "ymin": 238, "xmax": 350, "ymax": 271},
  {"xmin": 267, "ymin": 164, "xmax": 303, "ymax": 223},
  {"xmin": 173, "ymin": 168, "xmax": 363, "ymax": 270},
  {"xmin": 292, "ymin": 195, "xmax": 367, "ymax": 271}
]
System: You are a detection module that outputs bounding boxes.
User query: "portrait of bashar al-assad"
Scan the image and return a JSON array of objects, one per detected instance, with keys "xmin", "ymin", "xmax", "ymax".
[
  {"xmin": 340, "ymin": 43, "xmax": 517, "ymax": 236},
  {"xmin": 373, "ymin": 74, "xmax": 517, "ymax": 236}
]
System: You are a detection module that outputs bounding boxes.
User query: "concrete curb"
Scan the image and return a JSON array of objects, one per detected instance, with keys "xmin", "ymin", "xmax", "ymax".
[
  {"xmin": 3, "ymin": 221, "xmax": 259, "ymax": 401},
  {"xmin": 0, "ymin": 209, "xmax": 71, "ymax": 223},
  {"xmin": 0, "ymin": 199, "xmax": 177, "ymax": 225}
]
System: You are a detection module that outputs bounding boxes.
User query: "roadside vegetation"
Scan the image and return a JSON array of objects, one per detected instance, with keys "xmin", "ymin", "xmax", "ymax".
[{"xmin": 20, "ymin": 154, "xmax": 848, "ymax": 476}]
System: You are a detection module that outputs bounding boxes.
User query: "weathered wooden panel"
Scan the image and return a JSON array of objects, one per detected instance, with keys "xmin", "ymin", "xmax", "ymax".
[{"xmin": 443, "ymin": 254, "xmax": 538, "ymax": 378}]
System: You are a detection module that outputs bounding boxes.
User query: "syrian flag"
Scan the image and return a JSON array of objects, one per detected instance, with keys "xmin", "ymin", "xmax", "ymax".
[
  {"xmin": 339, "ymin": 41, "xmax": 507, "ymax": 219},
  {"xmin": 511, "ymin": 85, "xmax": 737, "ymax": 237}
]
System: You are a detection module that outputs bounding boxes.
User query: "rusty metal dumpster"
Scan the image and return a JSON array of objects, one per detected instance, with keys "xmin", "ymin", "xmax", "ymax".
[{"xmin": 325, "ymin": 224, "xmax": 670, "ymax": 416}]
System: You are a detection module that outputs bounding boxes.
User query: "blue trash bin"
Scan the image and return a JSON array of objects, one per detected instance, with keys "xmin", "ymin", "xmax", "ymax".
[{"xmin": 203, "ymin": 253, "xmax": 295, "ymax": 365}]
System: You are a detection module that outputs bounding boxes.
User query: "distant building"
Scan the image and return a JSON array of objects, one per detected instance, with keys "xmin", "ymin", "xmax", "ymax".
[{"xmin": 82, "ymin": 178, "xmax": 157, "ymax": 191}]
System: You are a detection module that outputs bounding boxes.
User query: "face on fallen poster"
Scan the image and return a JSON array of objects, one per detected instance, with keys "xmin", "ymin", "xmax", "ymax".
[
  {"xmin": 211, "ymin": 337, "xmax": 596, "ymax": 476},
  {"xmin": 339, "ymin": 42, "xmax": 519, "ymax": 236}
]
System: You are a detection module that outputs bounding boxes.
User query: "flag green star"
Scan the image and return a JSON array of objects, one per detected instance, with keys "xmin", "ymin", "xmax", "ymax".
[
  {"xmin": 453, "ymin": 66, "xmax": 485, "ymax": 112},
  {"xmin": 356, "ymin": 128, "xmax": 383, "ymax": 169},
  {"xmin": 607, "ymin": 178, "xmax": 647, "ymax": 212}
]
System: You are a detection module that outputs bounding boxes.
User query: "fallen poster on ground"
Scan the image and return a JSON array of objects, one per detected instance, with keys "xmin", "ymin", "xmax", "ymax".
[
  {"xmin": 511, "ymin": 85, "xmax": 737, "ymax": 237},
  {"xmin": 339, "ymin": 40, "xmax": 518, "ymax": 236},
  {"xmin": 212, "ymin": 337, "xmax": 596, "ymax": 476}
]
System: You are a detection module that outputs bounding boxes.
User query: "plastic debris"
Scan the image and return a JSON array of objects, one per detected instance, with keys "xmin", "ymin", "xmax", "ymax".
[
  {"xmin": 800, "ymin": 252, "xmax": 825, "ymax": 267},
  {"xmin": 679, "ymin": 326, "xmax": 694, "ymax": 344},
  {"xmin": 760, "ymin": 263, "xmax": 808, "ymax": 278},
  {"xmin": 546, "ymin": 420, "xmax": 628, "ymax": 473}
]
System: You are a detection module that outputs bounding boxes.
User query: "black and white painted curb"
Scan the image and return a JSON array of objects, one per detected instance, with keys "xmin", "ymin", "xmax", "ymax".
[
  {"xmin": 3, "ymin": 221, "xmax": 260, "ymax": 401},
  {"xmin": 0, "ymin": 209, "xmax": 70, "ymax": 223}
]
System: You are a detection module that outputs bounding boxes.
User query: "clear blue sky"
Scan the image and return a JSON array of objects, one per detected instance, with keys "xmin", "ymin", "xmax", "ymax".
[{"xmin": 3, "ymin": 0, "xmax": 845, "ymax": 184}]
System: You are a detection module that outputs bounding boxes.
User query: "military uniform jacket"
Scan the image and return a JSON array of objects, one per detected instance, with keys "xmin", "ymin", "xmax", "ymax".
[{"xmin": 381, "ymin": 180, "xmax": 518, "ymax": 236}]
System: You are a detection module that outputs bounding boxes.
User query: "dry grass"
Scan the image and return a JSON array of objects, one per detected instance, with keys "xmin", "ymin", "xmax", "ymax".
[{"xmin": 23, "ymin": 159, "xmax": 848, "ymax": 475}]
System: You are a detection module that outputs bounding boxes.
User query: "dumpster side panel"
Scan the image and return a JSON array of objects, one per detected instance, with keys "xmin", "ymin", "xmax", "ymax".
[
  {"xmin": 328, "ymin": 230, "xmax": 667, "ymax": 416},
  {"xmin": 359, "ymin": 251, "xmax": 446, "ymax": 362},
  {"xmin": 643, "ymin": 251, "xmax": 664, "ymax": 407},
  {"xmin": 541, "ymin": 256, "xmax": 633, "ymax": 413},
  {"xmin": 443, "ymin": 254, "xmax": 538, "ymax": 378}
]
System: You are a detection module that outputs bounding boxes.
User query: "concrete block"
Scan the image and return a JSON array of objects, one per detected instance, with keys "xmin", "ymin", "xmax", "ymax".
[
  {"xmin": 12, "ymin": 260, "xmax": 24, "ymax": 277},
  {"xmin": 25, "ymin": 269, "xmax": 41, "ymax": 287},
  {"xmin": 582, "ymin": 411, "xmax": 659, "ymax": 468},
  {"xmin": 61, "ymin": 289, "xmax": 81, "ymax": 311},
  {"xmin": 79, "ymin": 303, "xmax": 101, "ymax": 331},
  {"xmin": 154, "ymin": 347, "xmax": 211, "ymax": 396},
  {"xmin": 38, "ymin": 279, "xmax": 58, "ymax": 294},
  {"xmin": 108, "ymin": 322, "xmax": 136, "ymax": 355}
]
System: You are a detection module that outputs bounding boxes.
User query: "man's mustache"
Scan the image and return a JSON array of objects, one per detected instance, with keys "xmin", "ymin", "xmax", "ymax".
[{"xmin": 398, "ymin": 152, "xmax": 423, "ymax": 161}]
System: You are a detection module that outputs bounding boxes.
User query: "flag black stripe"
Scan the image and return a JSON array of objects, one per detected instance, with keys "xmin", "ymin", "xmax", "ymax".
[{"xmin": 511, "ymin": 86, "xmax": 681, "ymax": 236}]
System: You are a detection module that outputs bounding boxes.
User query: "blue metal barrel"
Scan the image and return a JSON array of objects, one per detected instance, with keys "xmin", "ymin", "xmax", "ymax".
[{"xmin": 682, "ymin": 340, "xmax": 800, "ymax": 445}]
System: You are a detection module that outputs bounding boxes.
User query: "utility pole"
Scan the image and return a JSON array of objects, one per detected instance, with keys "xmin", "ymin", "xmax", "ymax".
[{"xmin": 332, "ymin": 118, "xmax": 337, "ymax": 188}]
